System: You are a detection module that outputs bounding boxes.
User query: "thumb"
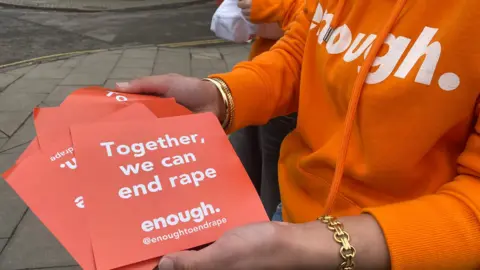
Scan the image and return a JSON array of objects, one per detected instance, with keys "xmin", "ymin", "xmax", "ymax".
[
  {"xmin": 115, "ymin": 76, "xmax": 172, "ymax": 96},
  {"xmin": 158, "ymin": 250, "xmax": 214, "ymax": 270}
]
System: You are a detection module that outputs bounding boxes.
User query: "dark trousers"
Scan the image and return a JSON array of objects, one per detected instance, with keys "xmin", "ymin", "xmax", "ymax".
[{"xmin": 229, "ymin": 113, "xmax": 297, "ymax": 218}]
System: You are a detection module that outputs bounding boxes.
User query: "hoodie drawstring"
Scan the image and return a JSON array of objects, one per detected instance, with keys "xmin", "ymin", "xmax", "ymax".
[
  {"xmin": 303, "ymin": 0, "xmax": 345, "ymax": 40},
  {"xmin": 323, "ymin": 0, "xmax": 345, "ymax": 42},
  {"xmin": 323, "ymin": 0, "xmax": 408, "ymax": 215}
]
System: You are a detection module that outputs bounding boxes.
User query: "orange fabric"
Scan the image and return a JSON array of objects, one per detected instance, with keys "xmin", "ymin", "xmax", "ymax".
[
  {"xmin": 248, "ymin": 38, "xmax": 278, "ymax": 60},
  {"xmin": 248, "ymin": 0, "xmax": 304, "ymax": 60},
  {"xmin": 324, "ymin": 0, "xmax": 407, "ymax": 214},
  {"xmin": 212, "ymin": 0, "xmax": 480, "ymax": 269},
  {"xmin": 249, "ymin": 0, "xmax": 293, "ymax": 25},
  {"xmin": 331, "ymin": 0, "xmax": 345, "ymax": 27}
]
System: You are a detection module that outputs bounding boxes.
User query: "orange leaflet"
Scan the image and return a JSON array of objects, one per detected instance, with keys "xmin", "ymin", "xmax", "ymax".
[
  {"xmin": 20, "ymin": 87, "xmax": 190, "ymax": 164},
  {"xmin": 4, "ymin": 104, "xmax": 161, "ymax": 270},
  {"xmin": 61, "ymin": 86, "xmax": 162, "ymax": 106},
  {"xmin": 70, "ymin": 113, "xmax": 268, "ymax": 270},
  {"xmin": 34, "ymin": 97, "xmax": 189, "ymax": 158},
  {"xmin": 33, "ymin": 102, "xmax": 127, "ymax": 153},
  {"xmin": 5, "ymin": 152, "xmax": 97, "ymax": 270},
  {"xmin": 61, "ymin": 86, "xmax": 191, "ymax": 118}
]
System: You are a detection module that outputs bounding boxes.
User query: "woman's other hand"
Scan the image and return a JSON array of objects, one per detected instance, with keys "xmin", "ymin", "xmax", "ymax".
[
  {"xmin": 116, "ymin": 74, "xmax": 226, "ymax": 122},
  {"xmin": 238, "ymin": 0, "xmax": 252, "ymax": 20}
]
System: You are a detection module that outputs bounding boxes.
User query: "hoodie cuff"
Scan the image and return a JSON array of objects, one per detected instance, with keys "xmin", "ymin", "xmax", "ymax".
[
  {"xmin": 209, "ymin": 66, "xmax": 273, "ymax": 133},
  {"xmin": 363, "ymin": 194, "xmax": 478, "ymax": 269}
]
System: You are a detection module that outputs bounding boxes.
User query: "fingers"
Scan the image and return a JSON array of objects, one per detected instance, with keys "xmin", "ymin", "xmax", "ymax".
[
  {"xmin": 156, "ymin": 223, "xmax": 275, "ymax": 270},
  {"xmin": 241, "ymin": 8, "xmax": 251, "ymax": 20},
  {"xmin": 237, "ymin": 0, "xmax": 251, "ymax": 9},
  {"xmin": 237, "ymin": 0, "xmax": 252, "ymax": 20},
  {"xmin": 157, "ymin": 251, "xmax": 199, "ymax": 270},
  {"xmin": 115, "ymin": 82, "xmax": 131, "ymax": 90},
  {"xmin": 115, "ymin": 75, "xmax": 175, "ymax": 96},
  {"xmin": 157, "ymin": 248, "xmax": 219, "ymax": 270}
]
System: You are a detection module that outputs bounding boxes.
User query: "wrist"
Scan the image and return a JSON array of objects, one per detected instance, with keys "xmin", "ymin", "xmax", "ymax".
[
  {"xmin": 284, "ymin": 222, "xmax": 341, "ymax": 269},
  {"xmin": 202, "ymin": 77, "xmax": 234, "ymax": 131},
  {"xmin": 200, "ymin": 79, "xmax": 227, "ymax": 124},
  {"xmin": 289, "ymin": 215, "xmax": 390, "ymax": 270},
  {"xmin": 338, "ymin": 214, "xmax": 391, "ymax": 270}
]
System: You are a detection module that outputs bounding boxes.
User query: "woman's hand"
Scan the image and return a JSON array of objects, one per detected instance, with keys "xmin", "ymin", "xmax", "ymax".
[
  {"xmin": 157, "ymin": 221, "xmax": 341, "ymax": 270},
  {"xmin": 116, "ymin": 74, "xmax": 226, "ymax": 122},
  {"xmin": 156, "ymin": 215, "xmax": 391, "ymax": 270},
  {"xmin": 238, "ymin": 0, "xmax": 252, "ymax": 20}
]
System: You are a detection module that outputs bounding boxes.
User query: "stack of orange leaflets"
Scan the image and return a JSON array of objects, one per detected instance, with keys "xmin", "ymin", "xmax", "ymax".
[{"xmin": 2, "ymin": 86, "xmax": 268, "ymax": 270}]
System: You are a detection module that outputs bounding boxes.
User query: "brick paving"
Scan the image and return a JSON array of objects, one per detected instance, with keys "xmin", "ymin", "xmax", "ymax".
[{"xmin": 0, "ymin": 44, "xmax": 250, "ymax": 269}]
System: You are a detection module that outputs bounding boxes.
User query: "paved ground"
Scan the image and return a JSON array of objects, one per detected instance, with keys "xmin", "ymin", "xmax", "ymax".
[
  {"xmin": 0, "ymin": 43, "xmax": 250, "ymax": 269},
  {"xmin": 0, "ymin": 3, "xmax": 221, "ymax": 65},
  {"xmin": 0, "ymin": 0, "xmax": 210, "ymax": 11}
]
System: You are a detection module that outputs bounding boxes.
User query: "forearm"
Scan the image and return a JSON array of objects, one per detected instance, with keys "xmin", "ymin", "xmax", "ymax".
[
  {"xmin": 308, "ymin": 178, "xmax": 480, "ymax": 270},
  {"xmin": 364, "ymin": 177, "xmax": 480, "ymax": 269},
  {"xmin": 313, "ymin": 190, "xmax": 479, "ymax": 270},
  {"xmin": 210, "ymin": 12, "xmax": 308, "ymax": 132},
  {"xmin": 358, "ymin": 100, "xmax": 480, "ymax": 269},
  {"xmin": 292, "ymin": 214, "xmax": 390, "ymax": 270},
  {"xmin": 211, "ymin": 52, "xmax": 300, "ymax": 132},
  {"xmin": 331, "ymin": 114, "xmax": 480, "ymax": 270}
]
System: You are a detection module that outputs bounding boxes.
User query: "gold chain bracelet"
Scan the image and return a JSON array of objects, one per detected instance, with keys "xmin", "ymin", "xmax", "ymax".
[
  {"xmin": 202, "ymin": 78, "xmax": 234, "ymax": 131},
  {"xmin": 318, "ymin": 215, "xmax": 356, "ymax": 270}
]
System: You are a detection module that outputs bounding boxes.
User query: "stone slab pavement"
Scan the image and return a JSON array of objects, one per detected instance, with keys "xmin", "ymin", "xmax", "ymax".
[
  {"xmin": 0, "ymin": 0, "xmax": 211, "ymax": 11},
  {"xmin": 0, "ymin": 43, "xmax": 250, "ymax": 269}
]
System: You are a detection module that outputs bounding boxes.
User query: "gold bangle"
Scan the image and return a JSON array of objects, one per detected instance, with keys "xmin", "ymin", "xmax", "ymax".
[
  {"xmin": 210, "ymin": 78, "xmax": 234, "ymax": 131},
  {"xmin": 202, "ymin": 78, "xmax": 231, "ymax": 130},
  {"xmin": 318, "ymin": 215, "xmax": 356, "ymax": 270}
]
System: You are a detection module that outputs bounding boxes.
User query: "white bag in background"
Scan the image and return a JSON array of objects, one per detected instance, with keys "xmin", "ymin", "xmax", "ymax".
[{"xmin": 211, "ymin": 0, "xmax": 257, "ymax": 43}]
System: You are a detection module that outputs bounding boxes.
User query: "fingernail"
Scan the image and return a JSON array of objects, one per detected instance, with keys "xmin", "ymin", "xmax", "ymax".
[
  {"xmin": 158, "ymin": 257, "xmax": 174, "ymax": 270},
  {"xmin": 115, "ymin": 82, "xmax": 130, "ymax": 89}
]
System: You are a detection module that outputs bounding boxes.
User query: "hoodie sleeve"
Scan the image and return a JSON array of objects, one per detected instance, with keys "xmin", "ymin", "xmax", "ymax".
[
  {"xmin": 249, "ymin": 0, "xmax": 291, "ymax": 24},
  {"xmin": 364, "ymin": 100, "xmax": 480, "ymax": 269},
  {"xmin": 250, "ymin": 0, "xmax": 305, "ymax": 31},
  {"xmin": 209, "ymin": 7, "xmax": 308, "ymax": 132}
]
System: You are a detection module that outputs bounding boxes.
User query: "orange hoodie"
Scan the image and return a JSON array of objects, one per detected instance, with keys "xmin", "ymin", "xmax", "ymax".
[
  {"xmin": 247, "ymin": 0, "xmax": 303, "ymax": 59},
  {"xmin": 212, "ymin": 0, "xmax": 480, "ymax": 269}
]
